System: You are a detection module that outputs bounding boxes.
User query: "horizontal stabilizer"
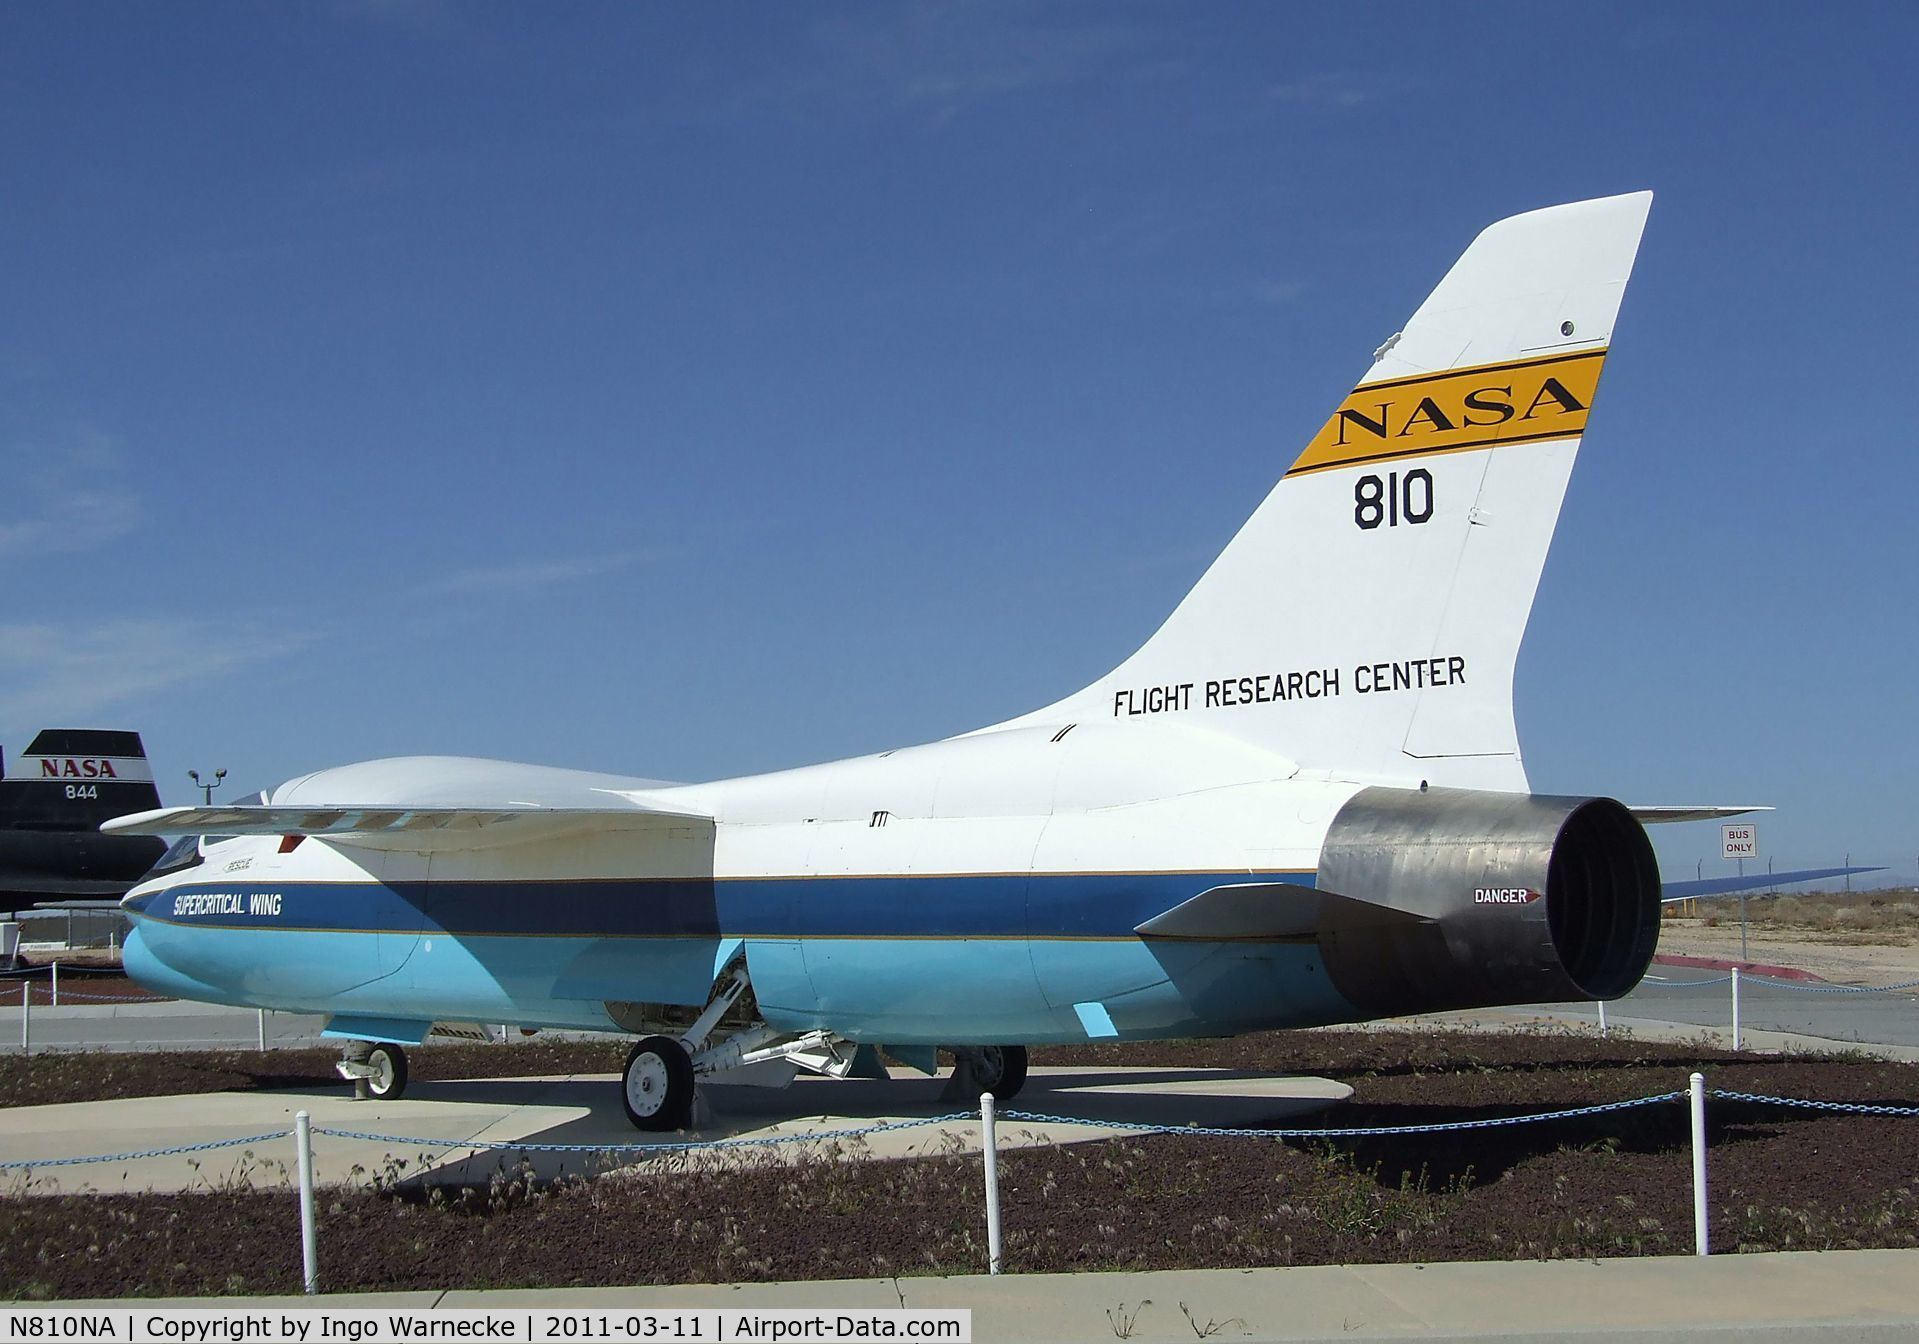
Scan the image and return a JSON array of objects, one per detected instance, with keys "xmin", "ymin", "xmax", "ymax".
[
  {"xmin": 1135, "ymin": 881, "xmax": 1428, "ymax": 942},
  {"xmin": 102, "ymin": 801, "xmax": 710, "ymax": 849},
  {"xmin": 1661, "ymin": 867, "xmax": 1887, "ymax": 903},
  {"xmin": 1630, "ymin": 805, "xmax": 1773, "ymax": 824}
]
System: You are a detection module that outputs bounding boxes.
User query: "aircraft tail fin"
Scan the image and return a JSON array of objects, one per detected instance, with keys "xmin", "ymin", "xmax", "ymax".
[
  {"xmin": 0, "ymin": 729, "xmax": 162, "ymax": 831},
  {"xmin": 990, "ymin": 193, "xmax": 1653, "ymax": 792}
]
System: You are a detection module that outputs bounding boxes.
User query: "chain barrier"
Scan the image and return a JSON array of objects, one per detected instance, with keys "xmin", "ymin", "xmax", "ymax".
[
  {"xmin": 1711, "ymin": 1089, "xmax": 1919, "ymax": 1117},
  {"xmin": 12, "ymin": 1085, "xmax": 1919, "ymax": 1174},
  {"xmin": 1643, "ymin": 975, "xmax": 1735, "ymax": 987},
  {"xmin": 0, "ymin": 1131, "xmax": 290, "ymax": 1171},
  {"xmin": 1752, "ymin": 976, "xmax": 1919, "ymax": 995},
  {"xmin": 1643, "ymin": 972, "xmax": 1919, "ymax": 994},
  {"xmin": 1001, "ymin": 1091, "xmax": 1688, "ymax": 1138},
  {"xmin": 0, "ymin": 968, "xmax": 146, "ymax": 983},
  {"xmin": 314, "ymin": 1112, "xmax": 972, "ymax": 1156}
]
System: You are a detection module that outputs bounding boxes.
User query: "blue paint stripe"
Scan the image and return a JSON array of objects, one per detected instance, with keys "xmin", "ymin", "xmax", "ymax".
[{"xmin": 126, "ymin": 870, "xmax": 1317, "ymax": 940}]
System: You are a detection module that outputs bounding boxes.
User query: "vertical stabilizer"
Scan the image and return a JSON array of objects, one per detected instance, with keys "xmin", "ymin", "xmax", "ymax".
[
  {"xmin": 989, "ymin": 193, "xmax": 1653, "ymax": 792},
  {"xmin": 0, "ymin": 729, "xmax": 161, "ymax": 830}
]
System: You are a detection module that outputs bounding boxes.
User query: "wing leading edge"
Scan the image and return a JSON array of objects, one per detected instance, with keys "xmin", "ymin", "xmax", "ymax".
[{"xmin": 103, "ymin": 800, "xmax": 711, "ymax": 850}]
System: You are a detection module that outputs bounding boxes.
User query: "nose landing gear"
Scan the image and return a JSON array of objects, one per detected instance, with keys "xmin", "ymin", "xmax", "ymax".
[{"xmin": 336, "ymin": 1040, "xmax": 410, "ymax": 1100}]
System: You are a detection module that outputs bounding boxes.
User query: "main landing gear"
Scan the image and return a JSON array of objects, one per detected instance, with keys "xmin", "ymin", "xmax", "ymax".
[
  {"xmin": 622, "ymin": 1035, "xmax": 696, "ymax": 1130},
  {"xmin": 611, "ymin": 962, "xmax": 1033, "ymax": 1132},
  {"xmin": 973, "ymin": 1044, "xmax": 1029, "ymax": 1099},
  {"xmin": 942, "ymin": 1044, "xmax": 1029, "ymax": 1103},
  {"xmin": 337, "ymin": 1040, "xmax": 409, "ymax": 1100}
]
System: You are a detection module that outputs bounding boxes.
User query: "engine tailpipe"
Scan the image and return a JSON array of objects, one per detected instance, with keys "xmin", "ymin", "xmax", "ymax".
[{"xmin": 1316, "ymin": 786, "xmax": 1661, "ymax": 1017}]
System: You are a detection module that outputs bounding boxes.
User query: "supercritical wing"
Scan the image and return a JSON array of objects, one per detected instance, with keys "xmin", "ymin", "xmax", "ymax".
[{"xmin": 100, "ymin": 754, "xmax": 711, "ymax": 851}]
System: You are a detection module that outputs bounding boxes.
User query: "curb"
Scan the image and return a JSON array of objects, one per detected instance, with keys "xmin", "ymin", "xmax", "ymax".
[{"xmin": 1654, "ymin": 952, "xmax": 1824, "ymax": 983}]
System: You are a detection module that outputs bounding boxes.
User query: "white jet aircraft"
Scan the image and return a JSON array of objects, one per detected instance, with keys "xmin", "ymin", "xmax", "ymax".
[{"xmin": 113, "ymin": 191, "xmax": 1771, "ymax": 1129}]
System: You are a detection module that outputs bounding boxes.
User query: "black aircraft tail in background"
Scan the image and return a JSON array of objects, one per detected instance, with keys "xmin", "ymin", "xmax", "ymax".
[
  {"xmin": 2, "ymin": 729, "xmax": 168, "ymax": 905},
  {"xmin": 3, "ymin": 729, "xmax": 161, "ymax": 829}
]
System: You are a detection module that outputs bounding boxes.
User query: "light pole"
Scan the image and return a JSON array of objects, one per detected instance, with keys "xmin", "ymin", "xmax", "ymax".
[{"xmin": 188, "ymin": 767, "xmax": 226, "ymax": 805}]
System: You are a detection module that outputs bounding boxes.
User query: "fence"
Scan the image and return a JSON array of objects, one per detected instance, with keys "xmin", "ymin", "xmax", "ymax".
[
  {"xmin": 1599, "ymin": 966, "xmax": 1919, "ymax": 1050},
  {"xmin": 5, "ymin": 1077, "xmax": 1917, "ymax": 1291},
  {"xmin": 2, "ymin": 907, "xmax": 128, "ymax": 957},
  {"xmin": 5, "ymin": 970, "xmax": 271, "ymax": 1053},
  {"xmin": 14, "ymin": 962, "xmax": 1915, "ymax": 1057},
  {"xmin": 10, "ymin": 952, "xmax": 1919, "ymax": 1059}
]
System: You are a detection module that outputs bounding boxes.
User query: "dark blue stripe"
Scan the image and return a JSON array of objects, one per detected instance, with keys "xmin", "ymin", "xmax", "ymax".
[{"xmin": 128, "ymin": 870, "xmax": 1317, "ymax": 940}]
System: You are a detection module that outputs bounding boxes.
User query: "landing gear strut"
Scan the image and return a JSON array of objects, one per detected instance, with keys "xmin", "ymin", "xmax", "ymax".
[
  {"xmin": 336, "ymin": 1040, "xmax": 409, "ymax": 1100},
  {"xmin": 608, "ymin": 960, "xmax": 1033, "ymax": 1130}
]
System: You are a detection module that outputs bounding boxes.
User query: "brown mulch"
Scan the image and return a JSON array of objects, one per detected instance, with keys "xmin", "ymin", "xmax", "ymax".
[{"xmin": 3, "ymin": 1030, "xmax": 1917, "ymax": 1298}]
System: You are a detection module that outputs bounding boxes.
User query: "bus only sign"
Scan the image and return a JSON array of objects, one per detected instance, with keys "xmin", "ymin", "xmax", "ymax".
[{"xmin": 1723, "ymin": 824, "xmax": 1759, "ymax": 861}]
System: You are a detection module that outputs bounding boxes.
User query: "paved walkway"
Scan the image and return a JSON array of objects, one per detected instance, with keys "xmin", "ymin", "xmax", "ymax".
[{"xmin": 36, "ymin": 1249, "xmax": 1919, "ymax": 1341}]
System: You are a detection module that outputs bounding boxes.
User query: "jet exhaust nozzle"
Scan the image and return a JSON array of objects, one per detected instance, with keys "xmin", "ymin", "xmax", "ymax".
[{"xmin": 1315, "ymin": 786, "xmax": 1661, "ymax": 1016}]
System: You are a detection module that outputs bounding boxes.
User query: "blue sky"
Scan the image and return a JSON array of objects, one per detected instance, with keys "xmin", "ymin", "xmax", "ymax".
[{"xmin": 3, "ymin": 3, "xmax": 1914, "ymax": 884}]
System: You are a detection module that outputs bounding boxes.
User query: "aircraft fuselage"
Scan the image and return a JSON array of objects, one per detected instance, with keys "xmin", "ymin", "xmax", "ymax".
[{"xmin": 123, "ymin": 725, "xmax": 1364, "ymax": 1044}]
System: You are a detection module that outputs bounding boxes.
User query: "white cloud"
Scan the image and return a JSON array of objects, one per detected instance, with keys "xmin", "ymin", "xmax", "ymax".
[
  {"xmin": 1265, "ymin": 73, "xmax": 1371, "ymax": 110},
  {"xmin": 1251, "ymin": 279, "xmax": 1307, "ymax": 306},
  {"xmin": 810, "ymin": 9, "xmax": 1157, "ymax": 124},
  {"xmin": 416, "ymin": 548, "xmax": 662, "ymax": 598},
  {"xmin": 0, "ymin": 619, "xmax": 316, "ymax": 727},
  {"xmin": 0, "ymin": 426, "xmax": 140, "ymax": 558},
  {"xmin": 331, "ymin": 0, "xmax": 458, "ymax": 37}
]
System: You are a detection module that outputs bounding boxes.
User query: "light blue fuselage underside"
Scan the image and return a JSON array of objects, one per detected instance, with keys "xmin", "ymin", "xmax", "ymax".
[{"xmin": 123, "ymin": 871, "xmax": 1361, "ymax": 1044}]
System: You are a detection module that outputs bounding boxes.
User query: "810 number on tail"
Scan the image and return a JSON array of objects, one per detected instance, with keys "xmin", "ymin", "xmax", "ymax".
[{"xmin": 1355, "ymin": 469, "xmax": 1433, "ymax": 530}]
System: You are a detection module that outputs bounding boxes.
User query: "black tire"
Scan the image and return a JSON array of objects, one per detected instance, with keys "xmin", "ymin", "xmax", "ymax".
[
  {"xmin": 366, "ymin": 1043, "xmax": 409, "ymax": 1100},
  {"xmin": 976, "ymin": 1044, "xmax": 1028, "ymax": 1101},
  {"xmin": 622, "ymin": 1035, "xmax": 695, "ymax": 1131}
]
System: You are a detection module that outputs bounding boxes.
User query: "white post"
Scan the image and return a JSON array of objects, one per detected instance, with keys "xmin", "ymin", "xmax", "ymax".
[
  {"xmin": 295, "ymin": 1110, "xmax": 319, "ymax": 1293},
  {"xmin": 258, "ymin": 1008, "xmax": 268, "ymax": 1052},
  {"xmin": 1730, "ymin": 967, "xmax": 1742, "ymax": 1052},
  {"xmin": 1689, "ymin": 1072, "xmax": 1709, "ymax": 1256},
  {"xmin": 1597, "ymin": 999, "xmax": 1608, "ymax": 1036},
  {"xmin": 19, "ymin": 980, "xmax": 28, "ymax": 1054},
  {"xmin": 50, "ymin": 961, "xmax": 58, "ymax": 1008},
  {"xmin": 980, "ymin": 1091, "xmax": 1003, "ymax": 1276}
]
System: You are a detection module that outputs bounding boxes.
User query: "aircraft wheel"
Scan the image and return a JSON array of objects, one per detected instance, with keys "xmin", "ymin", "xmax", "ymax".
[
  {"xmin": 365, "ymin": 1043, "xmax": 409, "ymax": 1100},
  {"xmin": 622, "ymin": 1035, "xmax": 695, "ymax": 1131},
  {"xmin": 974, "ymin": 1044, "xmax": 1028, "ymax": 1101}
]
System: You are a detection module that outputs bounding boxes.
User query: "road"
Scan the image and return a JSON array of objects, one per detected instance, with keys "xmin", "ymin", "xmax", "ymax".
[
  {"xmin": 1539, "ymin": 964, "xmax": 1919, "ymax": 1048},
  {"xmin": 6, "ymin": 965, "xmax": 1917, "ymax": 1055},
  {"xmin": 4, "ymin": 998, "xmax": 329, "ymax": 1052}
]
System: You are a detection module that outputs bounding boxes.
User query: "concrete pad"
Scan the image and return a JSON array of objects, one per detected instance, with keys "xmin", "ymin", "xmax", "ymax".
[
  {"xmin": 40, "ymin": 1250, "xmax": 1919, "ymax": 1341},
  {"xmin": 904, "ymin": 1263, "xmax": 1426, "ymax": 1340},
  {"xmin": 436, "ymin": 1281, "xmax": 911, "ymax": 1310},
  {"xmin": 0, "ymin": 1066, "xmax": 1349, "ymax": 1193}
]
